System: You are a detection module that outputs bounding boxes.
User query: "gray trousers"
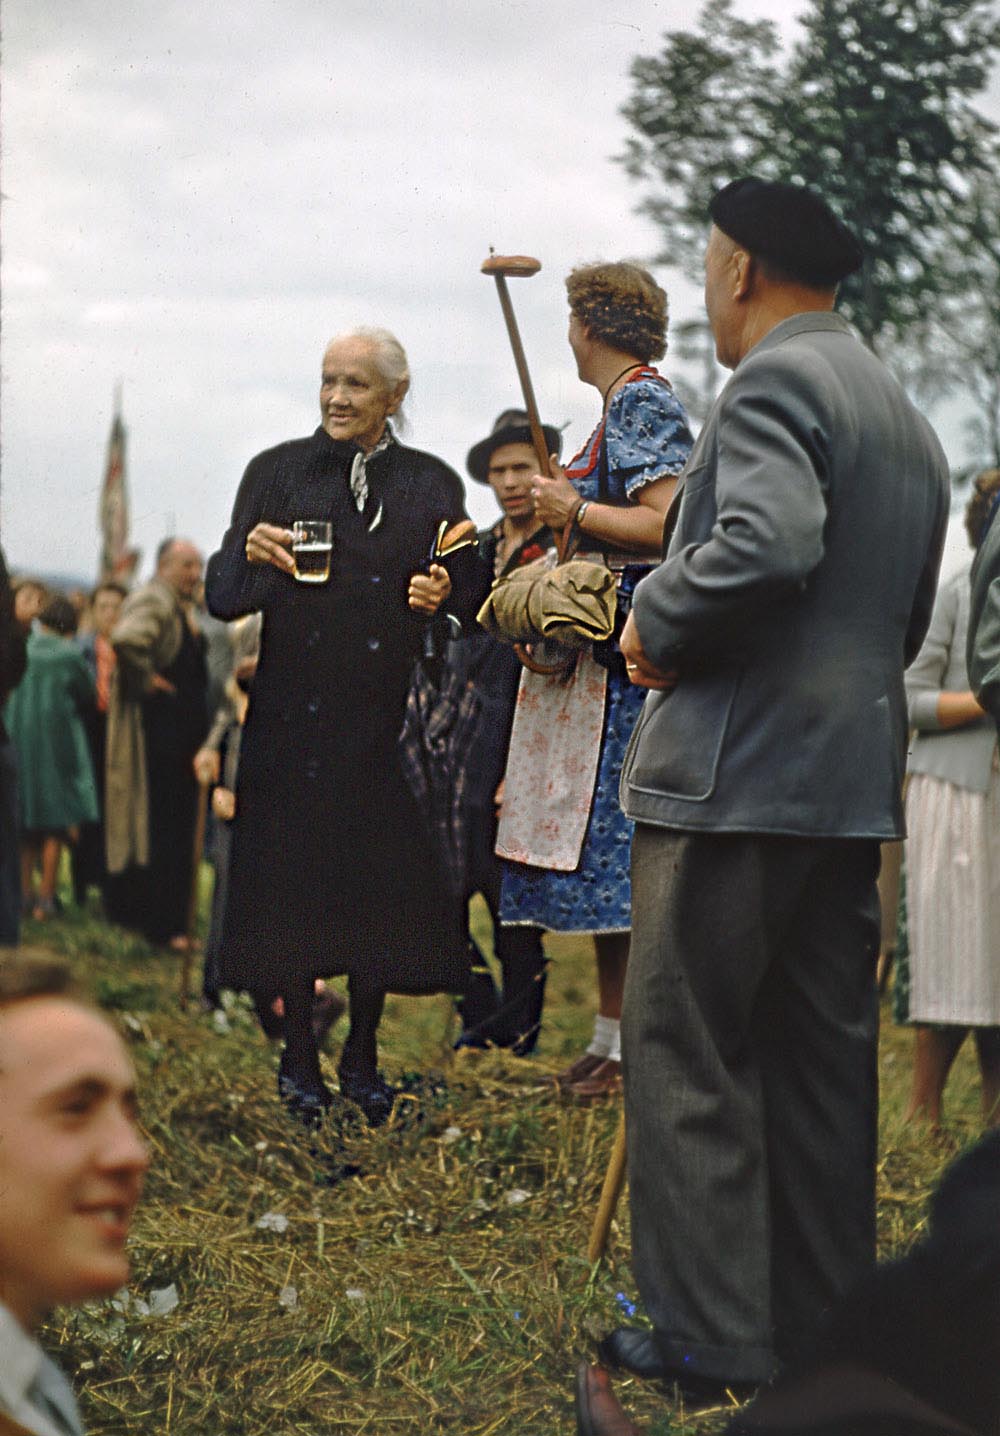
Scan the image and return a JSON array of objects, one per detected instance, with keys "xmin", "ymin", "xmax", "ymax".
[{"xmin": 622, "ymin": 827, "xmax": 881, "ymax": 1383}]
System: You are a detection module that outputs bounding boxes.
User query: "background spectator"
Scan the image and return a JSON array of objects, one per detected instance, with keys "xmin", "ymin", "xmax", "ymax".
[
  {"xmin": 0, "ymin": 550, "xmax": 29, "ymax": 946},
  {"xmin": 4, "ymin": 594, "xmax": 98, "ymax": 921},
  {"xmin": 105, "ymin": 539, "xmax": 208, "ymax": 950},
  {"xmin": 71, "ymin": 582, "xmax": 126, "ymax": 909},
  {"xmin": 898, "ymin": 467, "xmax": 1000, "ymax": 1128}
]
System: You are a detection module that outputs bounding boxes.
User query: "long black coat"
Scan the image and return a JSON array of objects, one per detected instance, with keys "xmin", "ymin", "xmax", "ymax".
[{"xmin": 205, "ymin": 426, "xmax": 472, "ymax": 994}]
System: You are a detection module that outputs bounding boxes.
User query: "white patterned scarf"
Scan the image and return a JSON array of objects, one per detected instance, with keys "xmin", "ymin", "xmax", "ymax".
[{"xmin": 348, "ymin": 426, "xmax": 394, "ymax": 532}]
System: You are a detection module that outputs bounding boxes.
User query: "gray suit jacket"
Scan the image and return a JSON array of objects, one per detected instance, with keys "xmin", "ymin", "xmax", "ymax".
[
  {"xmin": 968, "ymin": 509, "xmax": 1000, "ymax": 738},
  {"xmin": 906, "ymin": 565, "xmax": 997, "ymax": 793},
  {"xmin": 620, "ymin": 311, "xmax": 950, "ymax": 839}
]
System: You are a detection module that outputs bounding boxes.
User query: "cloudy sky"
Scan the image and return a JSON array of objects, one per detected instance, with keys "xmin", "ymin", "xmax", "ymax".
[{"xmin": 2, "ymin": 0, "xmax": 996, "ymax": 582}]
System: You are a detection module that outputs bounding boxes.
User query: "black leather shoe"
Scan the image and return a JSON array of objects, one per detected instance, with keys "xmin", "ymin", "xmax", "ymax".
[
  {"xmin": 277, "ymin": 1053, "xmax": 333, "ymax": 1128},
  {"xmin": 597, "ymin": 1328, "xmax": 670, "ymax": 1381},
  {"xmin": 338, "ymin": 1068, "xmax": 397, "ymax": 1127},
  {"xmin": 597, "ymin": 1328, "xmax": 756, "ymax": 1406},
  {"xmin": 575, "ymin": 1364, "xmax": 644, "ymax": 1435}
]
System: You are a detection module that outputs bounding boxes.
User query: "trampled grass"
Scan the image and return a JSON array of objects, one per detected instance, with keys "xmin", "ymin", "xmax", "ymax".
[{"xmin": 20, "ymin": 882, "xmax": 991, "ymax": 1436}]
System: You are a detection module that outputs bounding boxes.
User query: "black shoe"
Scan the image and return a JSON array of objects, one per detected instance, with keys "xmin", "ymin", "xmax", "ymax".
[
  {"xmin": 338, "ymin": 1067, "xmax": 397, "ymax": 1127},
  {"xmin": 597, "ymin": 1328, "xmax": 756, "ymax": 1406},
  {"xmin": 452, "ymin": 1029, "xmax": 494, "ymax": 1051},
  {"xmin": 277, "ymin": 1052, "xmax": 333, "ymax": 1128},
  {"xmin": 597, "ymin": 1329, "xmax": 670, "ymax": 1381}
]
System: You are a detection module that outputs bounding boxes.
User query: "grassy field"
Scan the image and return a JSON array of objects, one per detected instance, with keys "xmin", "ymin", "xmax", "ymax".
[{"xmin": 20, "ymin": 876, "xmax": 990, "ymax": 1436}]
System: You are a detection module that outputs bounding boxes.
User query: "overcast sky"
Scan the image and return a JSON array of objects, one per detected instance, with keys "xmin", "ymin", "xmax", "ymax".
[{"xmin": 2, "ymin": 0, "xmax": 997, "ymax": 582}]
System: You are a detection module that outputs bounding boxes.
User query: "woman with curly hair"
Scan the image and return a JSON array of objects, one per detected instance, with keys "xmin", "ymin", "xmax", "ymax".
[
  {"xmin": 496, "ymin": 261, "xmax": 694, "ymax": 1098},
  {"xmin": 899, "ymin": 467, "xmax": 1000, "ymax": 1127}
]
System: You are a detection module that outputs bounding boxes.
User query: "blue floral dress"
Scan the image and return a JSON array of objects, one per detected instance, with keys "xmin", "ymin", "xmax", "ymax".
[{"xmin": 499, "ymin": 369, "xmax": 694, "ymax": 932}]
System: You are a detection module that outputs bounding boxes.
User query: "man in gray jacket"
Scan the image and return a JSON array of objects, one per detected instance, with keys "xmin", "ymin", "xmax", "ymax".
[{"xmin": 599, "ymin": 179, "xmax": 950, "ymax": 1403}]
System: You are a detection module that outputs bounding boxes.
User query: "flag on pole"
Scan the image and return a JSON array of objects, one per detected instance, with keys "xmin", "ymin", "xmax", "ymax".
[{"xmin": 99, "ymin": 389, "xmax": 140, "ymax": 584}]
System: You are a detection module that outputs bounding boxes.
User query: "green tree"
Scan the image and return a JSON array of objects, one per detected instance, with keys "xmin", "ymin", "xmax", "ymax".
[
  {"xmin": 619, "ymin": 0, "xmax": 1000, "ymax": 357},
  {"xmin": 927, "ymin": 169, "xmax": 1000, "ymax": 466},
  {"xmin": 619, "ymin": 0, "xmax": 783, "ymax": 283}
]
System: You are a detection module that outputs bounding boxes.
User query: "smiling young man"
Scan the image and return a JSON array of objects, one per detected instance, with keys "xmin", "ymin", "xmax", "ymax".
[{"xmin": 0, "ymin": 957, "xmax": 148, "ymax": 1436}]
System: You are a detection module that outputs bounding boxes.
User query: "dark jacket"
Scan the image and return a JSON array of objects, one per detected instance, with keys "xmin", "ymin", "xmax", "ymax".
[
  {"xmin": 205, "ymin": 427, "xmax": 473, "ymax": 993},
  {"xmin": 968, "ymin": 505, "xmax": 1000, "ymax": 738},
  {"xmin": 0, "ymin": 550, "xmax": 27, "ymax": 743},
  {"xmin": 621, "ymin": 312, "xmax": 950, "ymax": 839}
]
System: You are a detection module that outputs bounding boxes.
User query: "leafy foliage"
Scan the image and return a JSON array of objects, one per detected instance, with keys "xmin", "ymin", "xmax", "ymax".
[{"xmin": 619, "ymin": 0, "xmax": 1000, "ymax": 356}]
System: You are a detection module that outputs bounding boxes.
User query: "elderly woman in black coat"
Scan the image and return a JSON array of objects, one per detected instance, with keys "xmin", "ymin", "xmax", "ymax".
[{"xmin": 206, "ymin": 327, "xmax": 471, "ymax": 1125}]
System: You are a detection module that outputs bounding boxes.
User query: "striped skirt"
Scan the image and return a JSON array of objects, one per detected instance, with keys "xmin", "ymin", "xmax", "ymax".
[{"xmin": 904, "ymin": 763, "xmax": 1000, "ymax": 1026}]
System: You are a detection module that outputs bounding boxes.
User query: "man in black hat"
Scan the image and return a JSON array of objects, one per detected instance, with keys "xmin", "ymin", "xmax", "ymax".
[
  {"xmin": 584, "ymin": 177, "xmax": 950, "ymax": 1412},
  {"xmin": 451, "ymin": 411, "xmax": 561, "ymax": 1054}
]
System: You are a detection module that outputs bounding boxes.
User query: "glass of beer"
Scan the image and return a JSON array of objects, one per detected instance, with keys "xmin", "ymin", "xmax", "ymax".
[{"xmin": 291, "ymin": 520, "xmax": 332, "ymax": 583}]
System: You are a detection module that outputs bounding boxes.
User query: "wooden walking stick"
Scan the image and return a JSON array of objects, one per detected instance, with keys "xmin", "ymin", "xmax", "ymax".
[
  {"xmin": 481, "ymin": 252, "xmax": 553, "ymax": 475},
  {"xmin": 179, "ymin": 778, "xmax": 210, "ymax": 1010},
  {"xmin": 588, "ymin": 1108, "xmax": 628, "ymax": 1263}
]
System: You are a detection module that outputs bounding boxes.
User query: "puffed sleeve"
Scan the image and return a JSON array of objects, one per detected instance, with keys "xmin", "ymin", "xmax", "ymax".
[
  {"xmin": 205, "ymin": 451, "xmax": 285, "ymax": 621},
  {"xmin": 604, "ymin": 379, "xmax": 695, "ymax": 501},
  {"xmin": 905, "ymin": 574, "xmax": 963, "ymax": 731}
]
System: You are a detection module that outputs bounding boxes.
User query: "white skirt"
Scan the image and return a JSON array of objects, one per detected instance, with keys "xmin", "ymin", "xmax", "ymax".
[{"xmin": 905, "ymin": 763, "xmax": 1000, "ymax": 1025}]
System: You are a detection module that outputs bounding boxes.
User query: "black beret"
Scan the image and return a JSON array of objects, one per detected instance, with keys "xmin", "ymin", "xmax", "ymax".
[{"xmin": 709, "ymin": 176, "xmax": 863, "ymax": 287}]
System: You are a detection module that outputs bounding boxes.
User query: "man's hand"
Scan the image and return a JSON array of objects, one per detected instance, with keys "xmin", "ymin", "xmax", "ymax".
[
  {"xmin": 532, "ymin": 457, "xmax": 580, "ymax": 530},
  {"xmin": 408, "ymin": 563, "xmax": 452, "ymax": 615},
  {"xmin": 619, "ymin": 611, "xmax": 679, "ymax": 691},
  {"xmin": 212, "ymin": 787, "xmax": 237, "ymax": 821},
  {"xmin": 193, "ymin": 748, "xmax": 221, "ymax": 785},
  {"xmin": 244, "ymin": 523, "xmax": 295, "ymax": 573},
  {"xmin": 148, "ymin": 673, "xmax": 177, "ymax": 696}
]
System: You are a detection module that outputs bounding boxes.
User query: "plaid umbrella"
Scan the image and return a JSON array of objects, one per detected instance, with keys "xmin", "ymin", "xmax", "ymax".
[{"xmin": 399, "ymin": 653, "xmax": 482, "ymax": 898}]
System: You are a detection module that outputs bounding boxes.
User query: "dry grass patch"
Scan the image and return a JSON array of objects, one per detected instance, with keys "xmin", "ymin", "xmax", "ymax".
[{"xmin": 20, "ymin": 899, "xmax": 990, "ymax": 1435}]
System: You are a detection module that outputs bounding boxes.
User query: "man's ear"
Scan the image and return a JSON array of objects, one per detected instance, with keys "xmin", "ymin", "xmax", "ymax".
[{"xmin": 733, "ymin": 247, "xmax": 754, "ymax": 300}]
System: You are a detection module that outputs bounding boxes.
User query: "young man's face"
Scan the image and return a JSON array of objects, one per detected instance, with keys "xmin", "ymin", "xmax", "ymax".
[
  {"xmin": 92, "ymin": 587, "xmax": 124, "ymax": 640},
  {"xmin": 0, "ymin": 998, "xmax": 149, "ymax": 1329},
  {"xmin": 486, "ymin": 442, "xmax": 538, "ymax": 522}
]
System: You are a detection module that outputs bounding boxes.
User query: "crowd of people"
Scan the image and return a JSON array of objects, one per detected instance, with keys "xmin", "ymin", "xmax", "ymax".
[{"xmin": 3, "ymin": 175, "xmax": 1000, "ymax": 1436}]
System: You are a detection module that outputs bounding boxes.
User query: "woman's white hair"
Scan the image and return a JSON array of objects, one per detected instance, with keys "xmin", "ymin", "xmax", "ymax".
[{"xmin": 324, "ymin": 327, "xmax": 410, "ymax": 429}]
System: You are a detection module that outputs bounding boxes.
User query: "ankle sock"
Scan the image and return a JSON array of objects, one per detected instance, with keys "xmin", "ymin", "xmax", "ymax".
[{"xmin": 586, "ymin": 1014, "xmax": 621, "ymax": 1061}]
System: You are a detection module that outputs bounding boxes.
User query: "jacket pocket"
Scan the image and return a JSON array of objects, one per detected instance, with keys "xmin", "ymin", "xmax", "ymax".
[{"xmin": 623, "ymin": 669, "xmax": 740, "ymax": 803}]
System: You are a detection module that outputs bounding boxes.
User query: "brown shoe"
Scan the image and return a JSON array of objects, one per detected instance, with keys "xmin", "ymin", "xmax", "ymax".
[
  {"xmin": 566, "ymin": 1058, "xmax": 622, "ymax": 1102},
  {"xmin": 575, "ymin": 1364, "xmax": 644, "ymax": 1435},
  {"xmin": 553, "ymin": 1051, "xmax": 605, "ymax": 1089}
]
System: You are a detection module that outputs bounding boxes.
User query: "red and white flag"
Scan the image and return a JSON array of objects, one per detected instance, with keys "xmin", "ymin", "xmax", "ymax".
[{"xmin": 99, "ymin": 394, "xmax": 139, "ymax": 584}]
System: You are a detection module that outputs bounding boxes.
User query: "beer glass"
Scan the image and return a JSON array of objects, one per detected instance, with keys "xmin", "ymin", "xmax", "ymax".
[{"xmin": 291, "ymin": 521, "xmax": 332, "ymax": 584}]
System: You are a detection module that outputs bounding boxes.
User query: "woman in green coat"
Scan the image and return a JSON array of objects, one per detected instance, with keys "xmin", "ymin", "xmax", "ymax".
[{"xmin": 5, "ymin": 594, "xmax": 98, "ymax": 918}]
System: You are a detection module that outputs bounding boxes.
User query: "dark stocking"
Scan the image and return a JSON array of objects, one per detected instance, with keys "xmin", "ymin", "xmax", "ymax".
[
  {"xmin": 281, "ymin": 978, "xmax": 323, "ymax": 1086},
  {"xmin": 339, "ymin": 973, "xmax": 386, "ymax": 1080}
]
